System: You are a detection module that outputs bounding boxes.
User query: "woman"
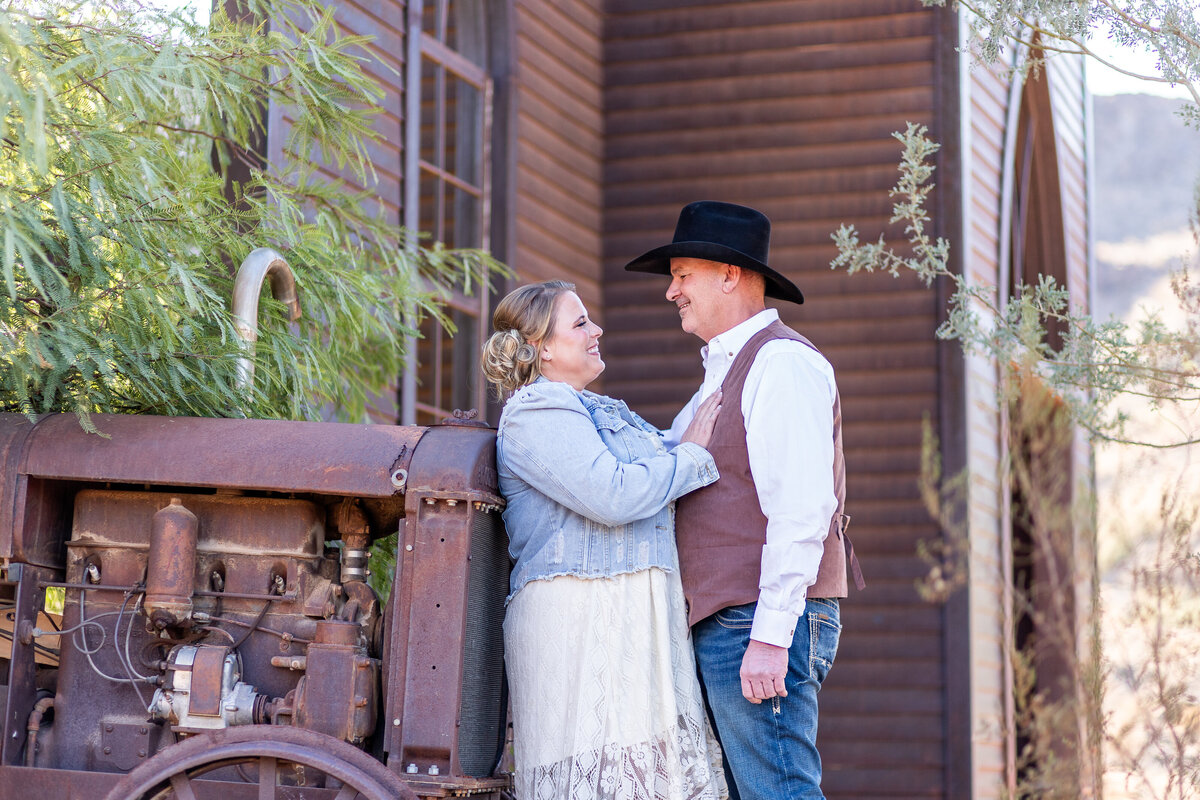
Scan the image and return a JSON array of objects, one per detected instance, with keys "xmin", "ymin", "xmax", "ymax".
[{"xmin": 481, "ymin": 280, "xmax": 725, "ymax": 800}]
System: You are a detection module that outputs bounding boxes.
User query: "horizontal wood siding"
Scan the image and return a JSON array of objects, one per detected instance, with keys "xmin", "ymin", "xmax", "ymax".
[
  {"xmin": 962, "ymin": 48, "xmax": 1010, "ymax": 800},
  {"xmin": 601, "ymin": 3, "xmax": 947, "ymax": 796},
  {"xmin": 1048, "ymin": 54, "xmax": 1090, "ymax": 317},
  {"xmin": 270, "ymin": 1, "xmax": 405, "ymax": 223},
  {"xmin": 511, "ymin": 0, "xmax": 605, "ymax": 321},
  {"xmin": 267, "ymin": 0, "xmax": 406, "ymax": 422}
]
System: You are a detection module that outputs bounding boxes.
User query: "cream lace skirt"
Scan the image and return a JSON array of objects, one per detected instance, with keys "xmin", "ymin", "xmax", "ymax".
[{"xmin": 504, "ymin": 568, "xmax": 724, "ymax": 800}]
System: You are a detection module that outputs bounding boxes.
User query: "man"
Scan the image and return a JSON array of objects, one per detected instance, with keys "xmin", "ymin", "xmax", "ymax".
[{"xmin": 625, "ymin": 201, "xmax": 863, "ymax": 800}]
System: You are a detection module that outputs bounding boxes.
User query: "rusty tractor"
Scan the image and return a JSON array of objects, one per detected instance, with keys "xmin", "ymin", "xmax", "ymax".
[{"xmin": 0, "ymin": 408, "xmax": 511, "ymax": 800}]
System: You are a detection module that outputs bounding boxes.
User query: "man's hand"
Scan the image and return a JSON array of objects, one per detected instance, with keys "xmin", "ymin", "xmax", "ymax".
[{"xmin": 740, "ymin": 639, "xmax": 788, "ymax": 703}]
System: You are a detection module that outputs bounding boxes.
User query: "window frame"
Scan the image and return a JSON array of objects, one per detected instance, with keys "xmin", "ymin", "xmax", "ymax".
[{"xmin": 401, "ymin": 0, "xmax": 493, "ymax": 425}]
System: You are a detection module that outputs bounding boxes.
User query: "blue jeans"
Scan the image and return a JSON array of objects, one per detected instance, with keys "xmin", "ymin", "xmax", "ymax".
[{"xmin": 693, "ymin": 598, "xmax": 842, "ymax": 800}]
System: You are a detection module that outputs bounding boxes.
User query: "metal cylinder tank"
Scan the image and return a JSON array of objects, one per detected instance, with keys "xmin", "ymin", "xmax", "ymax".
[{"xmin": 144, "ymin": 497, "xmax": 198, "ymax": 629}]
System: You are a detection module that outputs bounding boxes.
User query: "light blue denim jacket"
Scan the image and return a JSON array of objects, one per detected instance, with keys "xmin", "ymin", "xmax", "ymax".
[{"xmin": 497, "ymin": 377, "xmax": 719, "ymax": 600}]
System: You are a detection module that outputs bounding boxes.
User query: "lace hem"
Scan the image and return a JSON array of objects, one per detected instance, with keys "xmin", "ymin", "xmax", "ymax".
[{"xmin": 514, "ymin": 713, "xmax": 719, "ymax": 800}]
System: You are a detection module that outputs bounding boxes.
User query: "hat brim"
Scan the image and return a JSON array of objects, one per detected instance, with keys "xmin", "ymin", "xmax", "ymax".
[{"xmin": 624, "ymin": 241, "xmax": 804, "ymax": 304}]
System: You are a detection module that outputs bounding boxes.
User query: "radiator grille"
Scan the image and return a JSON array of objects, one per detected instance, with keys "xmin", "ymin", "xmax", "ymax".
[{"xmin": 457, "ymin": 508, "xmax": 510, "ymax": 776}]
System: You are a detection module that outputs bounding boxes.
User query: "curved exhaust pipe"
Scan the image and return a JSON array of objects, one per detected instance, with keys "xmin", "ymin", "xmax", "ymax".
[{"xmin": 232, "ymin": 248, "xmax": 301, "ymax": 392}]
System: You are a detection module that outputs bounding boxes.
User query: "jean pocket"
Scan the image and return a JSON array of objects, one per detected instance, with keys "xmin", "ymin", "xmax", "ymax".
[
  {"xmin": 807, "ymin": 608, "xmax": 842, "ymax": 685},
  {"xmin": 713, "ymin": 604, "xmax": 755, "ymax": 630}
]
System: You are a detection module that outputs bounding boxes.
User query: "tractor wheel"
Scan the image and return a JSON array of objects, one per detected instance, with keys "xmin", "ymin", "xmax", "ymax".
[{"xmin": 102, "ymin": 725, "xmax": 419, "ymax": 800}]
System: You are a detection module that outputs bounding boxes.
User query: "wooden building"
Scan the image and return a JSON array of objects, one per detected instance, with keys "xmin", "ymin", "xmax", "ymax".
[{"xmin": 306, "ymin": 1, "xmax": 1096, "ymax": 796}]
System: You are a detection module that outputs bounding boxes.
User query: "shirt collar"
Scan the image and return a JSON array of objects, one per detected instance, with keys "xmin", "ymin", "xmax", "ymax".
[{"xmin": 700, "ymin": 309, "xmax": 779, "ymax": 368}]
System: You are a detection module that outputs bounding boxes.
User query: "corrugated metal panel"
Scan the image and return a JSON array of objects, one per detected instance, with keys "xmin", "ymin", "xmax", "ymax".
[{"xmin": 601, "ymin": 2, "xmax": 947, "ymax": 795}]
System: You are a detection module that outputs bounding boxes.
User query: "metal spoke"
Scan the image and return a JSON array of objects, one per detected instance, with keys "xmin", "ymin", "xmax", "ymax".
[
  {"xmin": 333, "ymin": 785, "xmax": 360, "ymax": 800},
  {"xmin": 169, "ymin": 772, "xmax": 198, "ymax": 800},
  {"xmin": 257, "ymin": 756, "xmax": 277, "ymax": 800}
]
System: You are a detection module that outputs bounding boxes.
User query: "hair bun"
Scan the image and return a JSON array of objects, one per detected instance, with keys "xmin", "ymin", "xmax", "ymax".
[{"xmin": 481, "ymin": 280, "xmax": 575, "ymax": 398}]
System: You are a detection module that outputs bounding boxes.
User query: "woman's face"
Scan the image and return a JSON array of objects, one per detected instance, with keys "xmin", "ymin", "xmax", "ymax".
[{"xmin": 539, "ymin": 291, "xmax": 604, "ymax": 391}]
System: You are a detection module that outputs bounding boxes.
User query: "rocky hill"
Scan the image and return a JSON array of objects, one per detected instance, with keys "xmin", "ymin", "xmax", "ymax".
[
  {"xmin": 1094, "ymin": 94, "xmax": 1198, "ymax": 239},
  {"xmin": 1093, "ymin": 94, "xmax": 1199, "ymax": 319}
]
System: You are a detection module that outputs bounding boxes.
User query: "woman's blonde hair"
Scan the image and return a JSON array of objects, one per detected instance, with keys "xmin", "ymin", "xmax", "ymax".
[{"xmin": 481, "ymin": 280, "xmax": 575, "ymax": 396}]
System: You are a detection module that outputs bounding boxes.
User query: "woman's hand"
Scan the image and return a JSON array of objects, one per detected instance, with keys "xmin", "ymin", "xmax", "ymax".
[{"xmin": 680, "ymin": 390, "xmax": 722, "ymax": 449}]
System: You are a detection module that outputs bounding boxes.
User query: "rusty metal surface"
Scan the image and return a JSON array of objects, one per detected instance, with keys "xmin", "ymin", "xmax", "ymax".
[
  {"xmin": 188, "ymin": 646, "xmax": 230, "ymax": 717},
  {"xmin": 0, "ymin": 414, "xmax": 36, "ymax": 560},
  {"xmin": 404, "ymin": 424, "xmax": 501, "ymax": 504},
  {"xmin": 72, "ymin": 490, "xmax": 325, "ymax": 559},
  {"xmin": 144, "ymin": 498, "xmax": 199, "ymax": 629},
  {"xmin": 0, "ymin": 765, "xmax": 505, "ymax": 800},
  {"xmin": 97, "ymin": 722, "xmax": 161, "ymax": 772},
  {"xmin": 102, "ymin": 725, "xmax": 420, "ymax": 800},
  {"xmin": 292, "ymin": 620, "xmax": 378, "ymax": 745},
  {"xmin": 383, "ymin": 424, "xmax": 509, "ymax": 780},
  {"xmin": 400, "ymin": 774, "xmax": 511, "ymax": 797},
  {"xmin": 1, "ymin": 564, "xmax": 55, "ymax": 767},
  {"xmin": 1, "ymin": 412, "xmax": 509, "ymax": 797},
  {"xmin": 0, "ymin": 763, "xmax": 505, "ymax": 799},
  {"xmin": 394, "ymin": 500, "xmax": 475, "ymax": 773},
  {"xmin": 17, "ymin": 413, "xmax": 425, "ymax": 498},
  {"xmin": 0, "ymin": 765, "xmax": 125, "ymax": 799},
  {"xmin": 50, "ymin": 489, "xmax": 332, "ymax": 771},
  {"xmin": 5, "ymin": 476, "xmax": 76, "ymax": 570}
]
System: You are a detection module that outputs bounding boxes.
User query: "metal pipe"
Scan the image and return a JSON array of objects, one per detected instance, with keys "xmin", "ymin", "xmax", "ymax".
[
  {"xmin": 232, "ymin": 248, "xmax": 301, "ymax": 391},
  {"xmin": 25, "ymin": 695, "xmax": 54, "ymax": 767},
  {"xmin": 38, "ymin": 580, "xmax": 297, "ymax": 603}
]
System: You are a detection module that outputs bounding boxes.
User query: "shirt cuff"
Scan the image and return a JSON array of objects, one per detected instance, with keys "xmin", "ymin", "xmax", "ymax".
[{"xmin": 750, "ymin": 603, "xmax": 800, "ymax": 648}]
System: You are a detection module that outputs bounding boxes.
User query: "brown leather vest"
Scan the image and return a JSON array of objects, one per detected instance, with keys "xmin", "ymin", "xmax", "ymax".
[{"xmin": 676, "ymin": 320, "xmax": 854, "ymax": 627}]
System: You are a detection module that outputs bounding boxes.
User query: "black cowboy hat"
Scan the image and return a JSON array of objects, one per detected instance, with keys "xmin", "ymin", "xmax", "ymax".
[{"xmin": 623, "ymin": 200, "xmax": 804, "ymax": 304}]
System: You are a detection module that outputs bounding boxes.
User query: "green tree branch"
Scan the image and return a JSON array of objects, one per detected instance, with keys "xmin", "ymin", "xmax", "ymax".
[{"xmin": 1, "ymin": 0, "xmax": 504, "ymax": 428}]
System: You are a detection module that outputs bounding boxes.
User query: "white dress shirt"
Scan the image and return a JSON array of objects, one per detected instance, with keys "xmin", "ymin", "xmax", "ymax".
[{"xmin": 666, "ymin": 309, "xmax": 839, "ymax": 648}]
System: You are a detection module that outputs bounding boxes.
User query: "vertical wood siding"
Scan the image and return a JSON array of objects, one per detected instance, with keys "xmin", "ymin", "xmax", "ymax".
[
  {"xmin": 510, "ymin": 0, "xmax": 606, "ymax": 320},
  {"xmin": 335, "ymin": 0, "xmax": 405, "ymax": 423},
  {"xmin": 601, "ymin": 3, "xmax": 948, "ymax": 796},
  {"xmin": 1048, "ymin": 54, "xmax": 1090, "ymax": 317}
]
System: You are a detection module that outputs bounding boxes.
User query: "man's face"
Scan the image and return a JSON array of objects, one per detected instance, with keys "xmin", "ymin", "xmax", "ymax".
[{"xmin": 666, "ymin": 258, "xmax": 731, "ymax": 342}]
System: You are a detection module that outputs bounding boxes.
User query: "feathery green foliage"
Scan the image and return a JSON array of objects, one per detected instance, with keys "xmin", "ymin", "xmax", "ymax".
[
  {"xmin": 0, "ymin": 0, "xmax": 500, "ymax": 427},
  {"xmin": 932, "ymin": 0, "xmax": 1200, "ymax": 120},
  {"xmin": 833, "ymin": 123, "xmax": 1200, "ymax": 448}
]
